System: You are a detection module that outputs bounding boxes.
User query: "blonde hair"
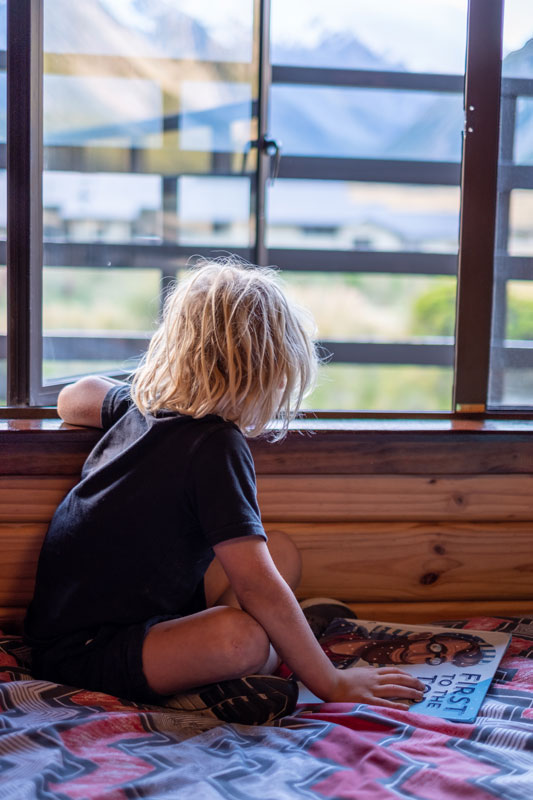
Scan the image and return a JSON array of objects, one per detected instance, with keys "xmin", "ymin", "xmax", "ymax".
[{"xmin": 131, "ymin": 259, "xmax": 318, "ymax": 439}]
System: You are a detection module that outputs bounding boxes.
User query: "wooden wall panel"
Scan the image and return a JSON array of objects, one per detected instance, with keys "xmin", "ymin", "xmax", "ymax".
[
  {"xmin": 1, "ymin": 420, "xmax": 533, "ymax": 629},
  {"xmin": 258, "ymin": 474, "xmax": 533, "ymax": 522},
  {"xmin": 264, "ymin": 521, "xmax": 533, "ymax": 603},
  {"xmin": 5, "ymin": 474, "xmax": 533, "ymax": 524},
  {"xmin": 4, "ymin": 519, "xmax": 533, "ymax": 610},
  {"xmin": 0, "ymin": 478, "xmax": 75, "ymax": 521},
  {"xmin": 0, "ymin": 523, "xmax": 48, "ymax": 606}
]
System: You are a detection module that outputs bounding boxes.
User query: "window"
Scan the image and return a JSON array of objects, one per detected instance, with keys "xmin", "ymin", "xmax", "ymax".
[
  {"xmin": 489, "ymin": 0, "xmax": 533, "ymax": 409},
  {"xmin": 3, "ymin": 0, "xmax": 532, "ymax": 415}
]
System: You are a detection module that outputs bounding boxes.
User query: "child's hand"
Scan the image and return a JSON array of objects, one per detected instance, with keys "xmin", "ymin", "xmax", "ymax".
[{"xmin": 327, "ymin": 666, "xmax": 426, "ymax": 709}]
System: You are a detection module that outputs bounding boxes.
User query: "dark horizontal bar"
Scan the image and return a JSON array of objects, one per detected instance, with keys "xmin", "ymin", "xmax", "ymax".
[
  {"xmin": 501, "ymin": 77, "xmax": 533, "ymax": 98},
  {"xmin": 42, "ymin": 242, "xmax": 253, "ymax": 269},
  {"xmin": 268, "ymin": 248, "xmax": 458, "ymax": 275},
  {"xmin": 272, "ymin": 65, "xmax": 464, "ymax": 93},
  {"xmin": 4, "ymin": 334, "xmax": 454, "ymax": 366},
  {"xmin": 2, "ymin": 335, "xmax": 531, "ymax": 370},
  {"xmin": 42, "ymin": 334, "xmax": 149, "ymax": 360},
  {"xmin": 6, "ymin": 150, "xmax": 529, "ymax": 191},
  {"xmin": 1, "ymin": 242, "xmax": 530, "ymax": 283},
  {"xmin": 5, "ymin": 48, "xmax": 533, "ymax": 102},
  {"xmin": 498, "ymin": 163, "xmax": 533, "ymax": 191},
  {"xmin": 41, "ymin": 243, "xmax": 458, "ymax": 276},
  {"xmin": 495, "ymin": 255, "xmax": 533, "ymax": 280},
  {"xmin": 491, "ymin": 341, "xmax": 533, "ymax": 369},
  {"xmin": 321, "ymin": 339, "xmax": 455, "ymax": 367},
  {"xmin": 278, "ymin": 156, "xmax": 461, "ymax": 185}
]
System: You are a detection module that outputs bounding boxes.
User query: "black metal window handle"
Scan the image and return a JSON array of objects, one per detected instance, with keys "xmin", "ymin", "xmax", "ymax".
[
  {"xmin": 242, "ymin": 135, "xmax": 282, "ymax": 183},
  {"xmin": 262, "ymin": 135, "xmax": 282, "ymax": 182}
]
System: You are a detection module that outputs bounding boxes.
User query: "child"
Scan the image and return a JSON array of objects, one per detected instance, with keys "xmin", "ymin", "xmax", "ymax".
[{"xmin": 24, "ymin": 260, "xmax": 424, "ymax": 724}]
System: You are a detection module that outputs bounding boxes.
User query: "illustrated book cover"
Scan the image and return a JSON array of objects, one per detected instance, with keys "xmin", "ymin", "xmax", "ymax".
[{"xmin": 299, "ymin": 617, "xmax": 511, "ymax": 723}]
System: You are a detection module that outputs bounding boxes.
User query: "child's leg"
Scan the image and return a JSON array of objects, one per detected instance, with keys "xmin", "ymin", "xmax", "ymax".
[
  {"xmin": 142, "ymin": 532, "xmax": 301, "ymax": 697},
  {"xmin": 142, "ymin": 605, "xmax": 274, "ymax": 696},
  {"xmin": 204, "ymin": 530, "xmax": 301, "ymax": 609}
]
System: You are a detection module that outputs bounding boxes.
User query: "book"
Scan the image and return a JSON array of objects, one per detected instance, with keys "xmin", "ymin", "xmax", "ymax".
[{"xmin": 299, "ymin": 617, "xmax": 511, "ymax": 723}]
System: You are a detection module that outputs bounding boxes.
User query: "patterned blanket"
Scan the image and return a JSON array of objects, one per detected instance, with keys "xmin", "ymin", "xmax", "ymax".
[{"xmin": 2, "ymin": 616, "xmax": 533, "ymax": 799}]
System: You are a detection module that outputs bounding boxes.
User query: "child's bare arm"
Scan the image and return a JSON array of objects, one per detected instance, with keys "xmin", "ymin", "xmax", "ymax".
[
  {"xmin": 213, "ymin": 536, "xmax": 425, "ymax": 707},
  {"xmin": 57, "ymin": 375, "xmax": 123, "ymax": 428}
]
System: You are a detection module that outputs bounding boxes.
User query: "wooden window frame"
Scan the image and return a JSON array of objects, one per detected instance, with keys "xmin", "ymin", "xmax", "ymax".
[{"xmin": 4, "ymin": 0, "xmax": 533, "ymax": 420}]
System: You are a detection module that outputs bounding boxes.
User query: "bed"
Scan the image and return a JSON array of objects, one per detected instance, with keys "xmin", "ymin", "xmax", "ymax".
[
  {"xmin": 2, "ymin": 418, "xmax": 533, "ymax": 797},
  {"xmin": 2, "ymin": 615, "xmax": 533, "ymax": 798}
]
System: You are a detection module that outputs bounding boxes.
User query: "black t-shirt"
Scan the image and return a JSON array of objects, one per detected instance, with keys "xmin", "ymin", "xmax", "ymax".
[{"xmin": 24, "ymin": 385, "xmax": 266, "ymax": 647}]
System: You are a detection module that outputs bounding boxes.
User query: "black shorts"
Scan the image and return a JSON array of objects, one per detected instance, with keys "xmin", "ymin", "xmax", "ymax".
[{"xmin": 30, "ymin": 587, "xmax": 207, "ymax": 704}]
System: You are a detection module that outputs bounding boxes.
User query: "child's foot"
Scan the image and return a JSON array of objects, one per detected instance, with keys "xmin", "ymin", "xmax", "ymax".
[
  {"xmin": 300, "ymin": 597, "xmax": 358, "ymax": 639},
  {"xmin": 164, "ymin": 674, "xmax": 298, "ymax": 725}
]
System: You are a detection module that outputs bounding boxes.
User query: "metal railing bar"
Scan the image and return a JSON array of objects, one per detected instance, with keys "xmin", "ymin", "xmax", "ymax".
[
  {"xmin": 497, "ymin": 163, "xmax": 533, "ymax": 191},
  {"xmin": 37, "ymin": 242, "xmax": 458, "ymax": 276},
  {"xmin": 272, "ymin": 65, "xmax": 464, "ymax": 93},
  {"xmin": 41, "ymin": 243, "xmax": 253, "ymax": 269},
  {"xmin": 278, "ymin": 157, "xmax": 461, "ymax": 185},
  {"xmin": 495, "ymin": 255, "xmax": 533, "ymax": 280},
  {"xmin": 3, "ymin": 243, "xmax": 527, "ymax": 281},
  {"xmin": 268, "ymin": 249, "xmax": 458, "ymax": 275},
  {"xmin": 3, "ymin": 335, "xmax": 531, "ymax": 370}
]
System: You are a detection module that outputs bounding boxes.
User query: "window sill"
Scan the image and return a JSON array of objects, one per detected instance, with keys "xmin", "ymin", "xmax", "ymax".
[{"xmin": 1, "ymin": 414, "xmax": 532, "ymax": 476}]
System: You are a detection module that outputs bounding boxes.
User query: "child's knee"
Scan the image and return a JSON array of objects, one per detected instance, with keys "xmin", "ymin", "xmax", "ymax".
[{"xmin": 218, "ymin": 607, "xmax": 272, "ymax": 675}]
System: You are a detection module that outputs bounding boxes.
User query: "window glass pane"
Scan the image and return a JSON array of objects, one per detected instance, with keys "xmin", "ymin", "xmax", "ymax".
[
  {"xmin": 0, "ymin": 265, "xmax": 5, "ymax": 405},
  {"xmin": 267, "ymin": 181, "xmax": 460, "ymax": 253},
  {"xmin": 508, "ymin": 190, "xmax": 533, "ymax": 256},
  {"xmin": 0, "ymin": 0, "xmax": 5, "ymax": 404},
  {"xmin": 304, "ymin": 364, "xmax": 453, "ymax": 412},
  {"xmin": 268, "ymin": 1, "xmax": 465, "ymax": 412},
  {"xmin": 283, "ymin": 272, "xmax": 456, "ymax": 341},
  {"xmin": 43, "ymin": 268, "xmax": 159, "ymax": 383},
  {"xmin": 489, "ymin": 1, "xmax": 533, "ymax": 408},
  {"xmin": 270, "ymin": 86, "xmax": 463, "ymax": 162},
  {"xmin": 271, "ymin": 0, "xmax": 467, "ymax": 74},
  {"xmin": 42, "ymin": 0, "xmax": 256, "ymax": 388},
  {"xmin": 177, "ymin": 176, "xmax": 252, "ymax": 246},
  {"xmin": 44, "ymin": 0, "xmax": 253, "ymax": 62}
]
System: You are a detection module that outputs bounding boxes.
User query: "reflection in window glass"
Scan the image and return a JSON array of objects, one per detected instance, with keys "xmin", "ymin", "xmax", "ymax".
[
  {"xmin": 43, "ymin": 172, "xmax": 163, "ymax": 244},
  {"xmin": 304, "ymin": 364, "xmax": 453, "ymax": 411},
  {"xmin": 267, "ymin": 181, "xmax": 460, "ymax": 254},
  {"xmin": 271, "ymin": 0, "xmax": 467, "ymax": 74},
  {"xmin": 44, "ymin": 0, "xmax": 253, "ymax": 62},
  {"xmin": 509, "ymin": 190, "xmax": 533, "ymax": 256},
  {"xmin": 42, "ymin": 268, "xmax": 160, "ymax": 384},
  {"xmin": 177, "ymin": 176, "xmax": 252, "ymax": 246},
  {"xmin": 0, "ymin": 266, "xmax": 5, "ymax": 405},
  {"xmin": 502, "ymin": 1, "xmax": 533, "ymax": 79},
  {"xmin": 44, "ymin": 76, "xmax": 162, "ymax": 149},
  {"xmin": 42, "ymin": 0, "xmax": 256, "ymax": 387},
  {"xmin": 0, "ymin": 73, "xmax": 5, "ymax": 143},
  {"xmin": 270, "ymin": 86, "xmax": 463, "ymax": 162},
  {"xmin": 514, "ymin": 99, "xmax": 533, "ymax": 165},
  {"xmin": 180, "ymin": 81, "xmax": 251, "ymax": 152},
  {"xmin": 506, "ymin": 281, "xmax": 533, "ymax": 342},
  {"xmin": 0, "ymin": 0, "xmax": 5, "ymax": 404},
  {"xmin": 490, "ymin": 1, "xmax": 533, "ymax": 408},
  {"xmin": 282, "ymin": 272, "xmax": 456, "ymax": 342}
]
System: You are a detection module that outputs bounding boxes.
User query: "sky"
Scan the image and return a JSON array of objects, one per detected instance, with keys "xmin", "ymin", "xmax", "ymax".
[{"xmin": 114, "ymin": 0, "xmax": 533, "ymax": 74}]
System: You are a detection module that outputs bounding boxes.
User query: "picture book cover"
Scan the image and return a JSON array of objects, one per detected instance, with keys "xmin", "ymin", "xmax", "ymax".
[{"xmin": 300, "ymin": 617, "xmax": 511, "ymax": 723}]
